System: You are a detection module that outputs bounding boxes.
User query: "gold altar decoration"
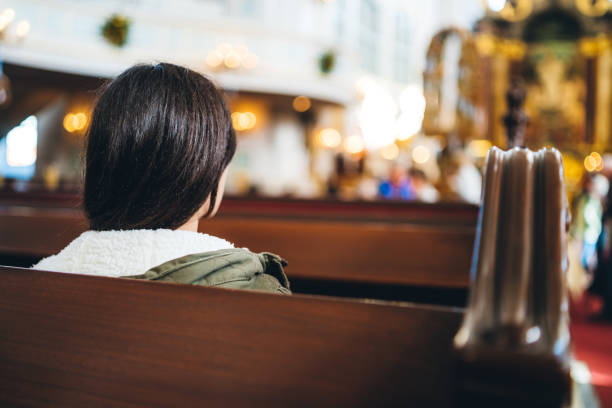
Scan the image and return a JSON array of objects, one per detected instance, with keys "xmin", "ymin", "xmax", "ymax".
[
  {"xmin": 422, "ymin": 28, "xmax": 483, "ymax": 142},
  {"xmin": 575, "ymin": 0, "xmax": 610, "ymax": 17},
  {"xmin": 424, "ymin": 0, "xmax": 612, "ymax": 193},
  {"xmin": 580, "ymin": 34, "xmax": 612, "ymax": 57},
  {"xmin": 499, "ymin": 0, "xmax": 534, "ymax": 22},
  {"xmin": 483, "ymin": 0, "xmax": 611, "ymax": 21},
  {"xmin": 474, "ymin": 34, "xmax": 527, "ymax": 60}
]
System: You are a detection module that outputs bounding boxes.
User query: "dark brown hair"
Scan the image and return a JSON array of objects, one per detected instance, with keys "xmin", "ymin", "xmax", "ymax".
[{"xmin": 84, "ymin": 63, "xmax": 236, "ymax": 230}]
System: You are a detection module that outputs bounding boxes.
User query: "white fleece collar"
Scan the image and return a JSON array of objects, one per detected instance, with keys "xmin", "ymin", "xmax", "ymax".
[{"xmin": 33, "ymin": 229, "xmax": 234, "ymax": 277}]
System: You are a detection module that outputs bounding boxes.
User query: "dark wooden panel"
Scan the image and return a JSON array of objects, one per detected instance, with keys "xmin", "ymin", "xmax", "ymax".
[
  {"xmin": 0, "ymin": 206, "xmax": 474, "ymax": 288},
  {"xmin": 0, "ymin": 192, "xmax": 479, "ymax": 225},
  {"xmin": 0, "ymin": 266, "xmax": 462, "ymax": 408},
  {"xmin": 204, "ymin": 217, "xmax": 474, "ymax": 288},
  {"xmin": 0, "ymin": 207, "xmax": 88, "ymax": 256}
]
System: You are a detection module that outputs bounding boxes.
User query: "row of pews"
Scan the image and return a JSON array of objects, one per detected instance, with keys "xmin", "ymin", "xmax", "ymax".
[
  {"xmin": 0, "ymin": 148, "xmax": 594, "ymax": 407},
  {"xmin": 0, "ymin": 192, "xmax": 477, "ymax": 304},
  {"xmin": 0, "ymin": 197, "xmax": 473, "ymax": 407}
]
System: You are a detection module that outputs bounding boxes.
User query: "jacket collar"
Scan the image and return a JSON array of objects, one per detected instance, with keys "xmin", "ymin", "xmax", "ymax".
[{"xmin": 33, "ymin": 229, "xmax": 234, "ymax": 277}]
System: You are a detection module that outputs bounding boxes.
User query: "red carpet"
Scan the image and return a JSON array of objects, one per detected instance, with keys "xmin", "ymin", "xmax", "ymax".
[{"xmin": 571, "ymin": 295, "xmax": 612, "ymax": 407}]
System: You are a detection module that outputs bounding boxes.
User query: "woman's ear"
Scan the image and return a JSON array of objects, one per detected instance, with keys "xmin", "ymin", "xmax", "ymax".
[
  {"xmin": 179, "ymin": 168, "xmax": 228, "ymax": 231},
  {"xmin": 177, "ymin": 195, "xmax": 210, "ymax": 231},
  {"xmin": 207, "ymin": 168, "xmax": 229, "ymax": 218}
]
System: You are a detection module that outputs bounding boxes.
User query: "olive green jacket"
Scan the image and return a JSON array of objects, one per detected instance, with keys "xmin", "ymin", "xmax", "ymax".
[{"xmin": 126, "ymin": 248, "xmax": 291, "ymax": 294}]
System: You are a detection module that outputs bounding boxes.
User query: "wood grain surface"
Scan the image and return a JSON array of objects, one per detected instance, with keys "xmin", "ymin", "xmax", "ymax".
[
  {"xmin": 0, "ymin": 206, "xmax": 475, "ymax": 288},
  {"xmin": 0, "ymin": 266, "xmax": 463, "ymax": 407}
]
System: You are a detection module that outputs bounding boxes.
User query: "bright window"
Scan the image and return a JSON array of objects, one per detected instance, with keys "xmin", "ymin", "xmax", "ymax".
[{"xmin": 0, "ymin": 115, "xmax": 38, "ymax": 180}]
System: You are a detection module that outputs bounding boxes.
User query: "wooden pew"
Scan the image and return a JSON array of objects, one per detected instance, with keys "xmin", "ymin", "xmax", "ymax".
[
  {"xmin": 0, "ymin": 265, "xmax": 462, "ymax": 407},
  {"xmin": 205, "ymin": 217, "xmax": 474, "ymax": 288},
  {"xmin": 0, "ymin": 206, "xmax": 474, "ymax": 288},
  {"xmin": 0, "ymin": 197, "xmax": 476, "ymax": 303}
]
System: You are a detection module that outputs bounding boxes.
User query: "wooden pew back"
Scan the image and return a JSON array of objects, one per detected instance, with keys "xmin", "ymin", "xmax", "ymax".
[
  {"xmin": 0, "ymin": 206, "xmax": 475, "ymax": 290},
  {"xmin": 204, "ymin": 217, "xmax": 474, "ymax": 288},
  {"xmin": 0, "ymin": 266, "xmax": 462, "ymax": 407}
]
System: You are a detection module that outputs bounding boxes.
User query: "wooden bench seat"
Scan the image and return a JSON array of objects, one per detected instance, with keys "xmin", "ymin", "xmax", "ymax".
[{"xmin": 0, "ymin": 266, "xmax": 463, "ymax": 407}]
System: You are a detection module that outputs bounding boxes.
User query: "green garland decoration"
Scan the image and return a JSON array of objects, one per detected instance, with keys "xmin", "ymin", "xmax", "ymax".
[
  {"xmin": 319, "ymin": 50, "xmax": 336, "ymax": 74},
  {"xmin": 101, "ymin": 14, "xmax": 131, "ymax": 47}
]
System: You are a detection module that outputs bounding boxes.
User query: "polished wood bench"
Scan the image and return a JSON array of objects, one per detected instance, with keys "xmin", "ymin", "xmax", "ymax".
[
  {"xmin": 0, "ymin": 199, "xmax": 476, "ymax": 305},
  {"xmin": 0, "ymin": 265, "xmax": 462, "ymax": 407}
]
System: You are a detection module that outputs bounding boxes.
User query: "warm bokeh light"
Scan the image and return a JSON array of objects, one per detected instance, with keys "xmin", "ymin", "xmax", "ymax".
[
  {"xmin": 232, "ymin": 111, "xmax": 257, "ymax": 131},
  {"xmin": 380, "ymin": 144, "xmax": 399, "ymax": 160},
  {"xmin": 224, "ymin": 51, "xmax": 242, "ymax": 69},
  {"xmin": 244, "ymin": 112, "xmax": 256, "ymax": 128},
  {"xmin": 0, "ymin": 8, "xmax": 15, "ymax": 31},
  {"xmin": 584, "ymin": 156, "xmax": 597, "ymax": 172},
  {"xmin": 292, "ymin": 96, "xmax": 311, "ymax": 112},
  {"xmin": 63, "ymin": 115, "xmax": 74, "ymax": 132},
  {"xmin": 207, "ymin": 44, "xmax": 257, "ymax": 70},
  {"xmin": 205, "ymin": 52, "xmax": 222, "ymax": 68},
  {"xmin": 63, "ymin": 112, "xmax": 88, "ymax": 133},
  {"xmin": 15, "ymin": 20, "xmax": 30, "ymax": 39},
  {"xmin": 468, "ymin": 139, "xmax": 493, "ymax": 158},
  {"xmin": 412, "ymin": 145, "xmax": 431, "ymax": 164},
  {"xmin": 585, "ymin": 152, "xmax": 604, "ymax": 172},
  {"xmin": 318, "ymin": 128, "xmax": 341, "ymax": 148},
  {"xmin": 344, "ymin": 134, "xmax": 365, "ymax": 155}
]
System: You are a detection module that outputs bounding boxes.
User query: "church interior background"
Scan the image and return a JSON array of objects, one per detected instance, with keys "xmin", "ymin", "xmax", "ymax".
[
  {"xmin": 1, "ymin": 0, "xmax": 610, "ymax": 203},
  {"xmin": 0, "ymin": 0, "xmax": 612, "ymax": 274},
  {"xmin": 3, "ymin": 0, "xmax": 612, "ymax": 285},
  {"xmin": 1, "ymin": 1, "xmax": 612, "ymax": 404}
]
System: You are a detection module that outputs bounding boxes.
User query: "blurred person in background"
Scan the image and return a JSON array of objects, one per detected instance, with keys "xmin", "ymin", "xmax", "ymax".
[
  {"xmin": 437, "ymin": 149, "xmax": 482, "ymax": 204},
  {"xmin": 408, "ymin": 168, "xmax": 439, "ymax": 203},
  {"xmin": 571, "ymin": 173, "xmax": 606, "ymax": 272},
  {"xmin": 591, "ymin": 174, "xmax": 612, "ymax": 319},
  {"xmin": 378, "ymin": 164, "xmax": 414, "ymax": 200}
]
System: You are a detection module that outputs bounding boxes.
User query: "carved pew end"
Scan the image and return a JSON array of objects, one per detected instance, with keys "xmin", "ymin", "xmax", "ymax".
[{"xmin": 453, "ymin": 147, "xmax": 572, "ymax": 407}]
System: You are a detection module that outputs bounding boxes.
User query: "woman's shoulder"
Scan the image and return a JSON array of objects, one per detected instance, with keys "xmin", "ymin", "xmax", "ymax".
[{"xmin": 128, "ymin": 248, "xmax": 291, "ymax": 294}]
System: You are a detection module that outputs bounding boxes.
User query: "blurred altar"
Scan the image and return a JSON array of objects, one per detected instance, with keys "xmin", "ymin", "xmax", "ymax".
[{"xmin": 0, "ymin": 0, "xmax": 610, "ymax": 205}]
